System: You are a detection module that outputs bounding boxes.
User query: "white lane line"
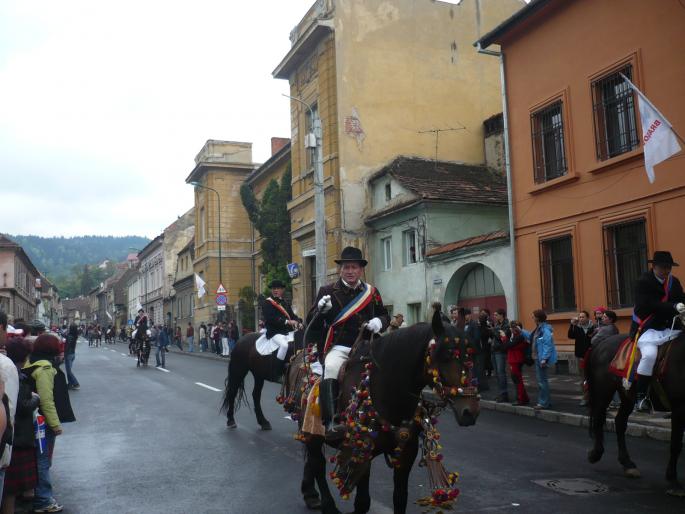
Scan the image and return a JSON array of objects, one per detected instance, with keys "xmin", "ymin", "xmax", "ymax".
[
  {"xmin": 155, "ymin": 367, "xmax": 170, "ymax": 373},
  {"xmin": 195, "ymin": 382, "xmax": 221, "ymax": 392},
  {"xmin": 121, "ymin": 353, "xmax": 128, "ymax": 357}
]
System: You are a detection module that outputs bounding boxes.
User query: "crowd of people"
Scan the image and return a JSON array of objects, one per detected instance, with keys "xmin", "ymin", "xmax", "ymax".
[{"xmin": 0, "ymin": 313, "xmax": 76, "ymax": 513}]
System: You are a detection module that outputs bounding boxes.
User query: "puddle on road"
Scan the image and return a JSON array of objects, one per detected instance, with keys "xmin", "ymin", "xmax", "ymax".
[{"xmin": 532, "ymin": 478, "xmax": 609, "ymax": 496}]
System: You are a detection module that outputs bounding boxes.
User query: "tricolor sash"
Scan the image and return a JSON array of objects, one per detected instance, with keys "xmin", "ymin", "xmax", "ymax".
[
  {"xmin": 266, "ymin": 297, "xmax": 291, "ymax": 321},
  {"xmin": 323, "ymin": 282, "xmax": 376, "ymax": 354},
  {"xmin": 610, "ymin": 274, "xmax": 673, "ymax": 382}
]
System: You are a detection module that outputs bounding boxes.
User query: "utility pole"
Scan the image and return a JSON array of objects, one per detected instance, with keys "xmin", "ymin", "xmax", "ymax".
[{"xmin": 283, "ymin": 94, "xmax": 326, "ymax": 290}]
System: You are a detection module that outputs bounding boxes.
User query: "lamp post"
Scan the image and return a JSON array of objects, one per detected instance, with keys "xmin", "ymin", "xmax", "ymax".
[{"xmin": 190, "ymin": 181, "xmax": 223, "ymax": 320}]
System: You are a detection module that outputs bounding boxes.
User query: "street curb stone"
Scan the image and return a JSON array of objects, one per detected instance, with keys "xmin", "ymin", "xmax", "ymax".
[{"xmin": 480, "ymin": 400, "xmax": 671, "ymax": 442}]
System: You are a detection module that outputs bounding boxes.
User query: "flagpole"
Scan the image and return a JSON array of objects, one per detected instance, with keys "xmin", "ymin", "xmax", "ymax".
[{"xmin": 621, "ymin": 73, "xmax": 685, "ymax": 146}]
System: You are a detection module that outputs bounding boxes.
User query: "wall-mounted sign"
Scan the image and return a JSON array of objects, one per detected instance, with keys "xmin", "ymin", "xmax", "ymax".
[{"xmin": 287, "ymin": 263, "xmax": 301, "ymax": 279}]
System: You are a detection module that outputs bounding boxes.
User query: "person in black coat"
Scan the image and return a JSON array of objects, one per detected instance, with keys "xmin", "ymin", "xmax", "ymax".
[
  {"xmin": 634, "ymin": 251, "xmax": 685, "ymax": 409},
  {"xmin": 262, "ymin": 279, "xmax": 302, "ymax": 363}
]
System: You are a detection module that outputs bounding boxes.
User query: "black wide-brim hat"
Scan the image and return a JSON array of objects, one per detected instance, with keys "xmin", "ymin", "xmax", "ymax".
[
  {"xmin": 334, "ymin": 246, "xmax": 368, "ymax": 267},
  {"xmin": 269, "ymin": 279, "xmax": 286, "ymax": 288},
  {"xmin": 648, "ymin": 251, "xmax": 679, "ymax": 267}
]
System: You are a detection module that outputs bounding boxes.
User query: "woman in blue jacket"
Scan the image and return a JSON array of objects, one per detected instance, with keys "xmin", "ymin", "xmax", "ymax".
[{"xmin": 530, "ymin": 309, "xmax": 557, "ymax": 410}]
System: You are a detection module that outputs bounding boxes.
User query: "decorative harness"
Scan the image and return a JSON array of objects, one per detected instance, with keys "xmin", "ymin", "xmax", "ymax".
[{"xmin": 322, "ymin": 282, "xmax": 376, "ymax": 354}]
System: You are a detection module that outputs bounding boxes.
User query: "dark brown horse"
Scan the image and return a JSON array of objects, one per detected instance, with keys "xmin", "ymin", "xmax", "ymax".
[
  {"xmin": 585, "ymin": 332, "xmax": 685, "ymax": 496},
  {"xmin": 220, "ymin": 330, "xmax": 303, "ymax": 431},
  {"xmin": 294, "ymin": 304, "xmax": 480, "ymax": 514}
]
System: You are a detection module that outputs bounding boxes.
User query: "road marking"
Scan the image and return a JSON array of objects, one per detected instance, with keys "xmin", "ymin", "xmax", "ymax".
[
  {"xmin": 121, "ymin": 353, "xmax": 128, "ymax": 357},
  {"xmin": 155, "ymin": 367, "xmax": 170, "ymax": 373},
  {"xmin": 195, "ymin": 382, "xmax": 221, "ymax": 392}
]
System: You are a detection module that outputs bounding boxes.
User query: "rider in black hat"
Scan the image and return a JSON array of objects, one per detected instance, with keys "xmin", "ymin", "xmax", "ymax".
[
  {"xmin": 262, "ymin": 279, "xmax": 302, "ymax": 373},
  {"xmin": 307, "ymin": 246, "xmax": 390, "ymax": 431},
  {"xmin": 632, "ymin": 251, "xmax": 685, "ymax": 410}
]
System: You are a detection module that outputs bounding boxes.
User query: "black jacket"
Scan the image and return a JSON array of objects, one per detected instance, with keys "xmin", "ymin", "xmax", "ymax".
[
  {"xmin": 307, "ymin": 280, "xmax": 389, "ymax": 351},
  {"xmin": 568, "ymin": 323, "xmax": 595, "ymax": 358},
  {"xmin": 263, "ymin": 297, "xmax": 301, "ymax": 339},
  {"xmin": 631, "ymin": 271, "xmax": 685, "ymax": 336},
  {"xmin": 14, "ymin": 370, "xmax": 41, "ymax": 448}
]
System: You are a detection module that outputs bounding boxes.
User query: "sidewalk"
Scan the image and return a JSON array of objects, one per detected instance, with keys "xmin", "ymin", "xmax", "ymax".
[{"xmin": 478, "ymin": 364, "xmax": 672, "ymax": 442}]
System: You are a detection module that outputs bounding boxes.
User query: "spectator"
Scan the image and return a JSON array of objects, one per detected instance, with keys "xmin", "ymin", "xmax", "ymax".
[
  {"xmin": 464, "ymin": 309, "xmax": 488, "ymax": 392},
  {"xmin": 592, "ymin": 306, "xmax": 607, "ymax": 328},
  {"xmin": 591, "ymin": 310, "xmax": 619, "ymax": 346},
  {"xmin": 186, "ymin": 323, "xmax": 195, "ymax": 353},
  {"xmin": 24, "ymin": 333, "xmax": 76, "ymax": 513},
  {"xmin": 213, "ymin": 322, "xmax": 223, "ymax": 356},
  {"xmin": 504, "ymin": 320, "xmax": 530, "ymax": 406},
  {"xmin": 199, "ymin": 323, "xmax": 208, "ymax": 352},
  {"xmin": 223, "ymin": 321, "xmax": 234, "ymax": 356},
  {"xmin": 155, "ymin": 325, "xmax": 169, "ymax": 369},
  {"xmin": 388, "ymin": 313, "xmax": 406, "ymax": 332},
  {"xmin": 2, "ymin": 338, "xmax": 39, "ymax": 513},
  {"xmin": 568, "ymin": 310, "xmax": 595, "ymax": 406},
  {"xmin": 491, "ymin": 308, "xmax": 511, "ymax": 403},
  {"xmin": 531, "ymin": 309, "xmax": 557, "ymax": 410},
  {"xmin": 0, "ymin": 312, "xmax": 19, "ymax": 501},
  {"xmin": 64, "ymin": 324, "xmax": 80, "ymax": 390},
  {"xmin": 174, "ymin": 326, "xmax": 183, "ymax": 351},
  {"xmin": 479, "ymin": 309, "xmax": 494, "ymax": 378}
]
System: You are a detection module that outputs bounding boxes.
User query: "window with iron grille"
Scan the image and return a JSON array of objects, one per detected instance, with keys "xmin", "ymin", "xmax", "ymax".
[
  {"xmin": 540, "ymin": 236, "xmax": 576, "ymax": 312},
  {"xmin": 592, "ymin": 65, "xmax": 639, "ymax": 160},
  {"xmin": 531, "ymin": 101, "xmax": 567, "ymax": 183},
  {"xmin": 603, "ymin": 219, "xmax": 648, "ymax": 308}
]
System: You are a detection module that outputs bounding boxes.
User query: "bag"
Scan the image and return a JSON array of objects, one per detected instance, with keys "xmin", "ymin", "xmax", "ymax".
[
  {"xmin": 53, "ymin": 368, "xmax": 76, "ymax": 423},
  {"xmin": 523, "ymin": 340, "xmax": 534, "ymax": 366}
]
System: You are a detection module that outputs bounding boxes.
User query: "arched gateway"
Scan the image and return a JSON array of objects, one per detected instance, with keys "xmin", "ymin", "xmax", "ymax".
[{"xmin": 444, "ymin": 263, "xmax": 507, "ymax": 313}]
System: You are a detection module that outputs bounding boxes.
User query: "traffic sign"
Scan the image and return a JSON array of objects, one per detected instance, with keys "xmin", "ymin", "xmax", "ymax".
[
  {"xmin": 216, "ymin": 294, "xmax": 228, "ymax": 306},
  {"xmin": 287, "ymin": 263, "xmax": 300, "ymax": 278},
  {"xmin": 216, "ymin": 283, "xmax": 227, "ymax": 294},
  {"xmin": 217, "ymin": 305, "xmax": 226, "ymax": 311}
]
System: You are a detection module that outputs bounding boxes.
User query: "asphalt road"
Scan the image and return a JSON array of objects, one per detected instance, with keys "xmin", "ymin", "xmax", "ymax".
[{"xmin": 51, "ymin": 339, "xmax": 684, "ymax": 514}]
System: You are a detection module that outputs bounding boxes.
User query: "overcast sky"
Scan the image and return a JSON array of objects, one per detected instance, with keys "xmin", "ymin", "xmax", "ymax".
[{"xmin": 0, "ymin": 0, "xmax": 313, "ymax": 238}]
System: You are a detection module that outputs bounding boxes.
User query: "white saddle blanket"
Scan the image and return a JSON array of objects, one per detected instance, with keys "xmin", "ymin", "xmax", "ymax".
[
  {"xmin": 255, "ymin": 330, "xmax": 294, "ymax": 356},
  {"xmin": 638, "ymin": 328, "xmax": 682, "ymax": 346}
]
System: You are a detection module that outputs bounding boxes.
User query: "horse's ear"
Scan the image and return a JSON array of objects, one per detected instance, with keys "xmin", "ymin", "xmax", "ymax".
[{"xmin": 431, "ymin": 302, "xmax": 444, "ymax": 337}]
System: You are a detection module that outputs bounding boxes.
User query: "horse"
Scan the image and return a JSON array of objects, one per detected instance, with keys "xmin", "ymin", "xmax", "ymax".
[
  {"xmin": 293, "ymin": 304, "xmax": 480, "ymax": 514},
  {"xmin": 585, "ymin": 332, "xmax": 685, "ymax": 496},
  {"xmin": 220, "ymin": 330, "xmax": 304, "ymax": 431}
]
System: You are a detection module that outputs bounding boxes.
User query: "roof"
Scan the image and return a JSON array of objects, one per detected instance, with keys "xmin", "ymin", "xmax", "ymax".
[
  {"xmin": 273, "ymin": 21, "xmax": 333, "ymax": 80},
  {"xmin": 178, "ymin": 238, "xmax": 194, "ymax": 256},
  {"xmin": 476, "ymin": 0, "xmax": 552, "ymax": 49},
  {"xmin": 371, "ymin": 156, "xmax": 507, "ymax": 205},
  {"xmin": 0, "ymin": 235, "xmax": 41, "ymax": 277},
  {"xmin": 426, "ymin": 230, "xmax": 509, "ymax": 258}
]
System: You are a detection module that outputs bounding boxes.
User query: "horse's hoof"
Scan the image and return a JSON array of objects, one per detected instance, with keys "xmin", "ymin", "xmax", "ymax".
[
  {"xmin": 304, "ymin": 496, "xmax": 321, "ymax": 510},
  {"xmin": 666, "ymin": 486, "xmax": 685, "ymax": 497},
  {"xmin": 260, "ymin": 422, "xmax": 273, "ymax": 431},
  {"xmin": 624, "ymin": 468, "xmax": 641, "ymax": 478},
  {"xmin": 226, "ymin": 420, "xmax": 237, "ymax": 429},
  {"xmin": 588, "ymin": 449, "xmax": 603, "ymax": 464}
]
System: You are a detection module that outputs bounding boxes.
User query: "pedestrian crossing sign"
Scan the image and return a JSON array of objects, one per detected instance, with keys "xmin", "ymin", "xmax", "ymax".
[{"xmin": 216, "ymin": 284, "xmax": 227, "ymax": 294}]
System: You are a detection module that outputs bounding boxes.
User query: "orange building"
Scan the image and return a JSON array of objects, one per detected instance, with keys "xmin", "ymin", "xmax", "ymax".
[{"xmin": 478, "ymin": 0, "xmax": 685, "ymax": 362}]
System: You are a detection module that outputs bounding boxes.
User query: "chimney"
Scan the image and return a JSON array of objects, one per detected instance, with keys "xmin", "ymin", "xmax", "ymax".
[{"xmin": 271, "ymin": 137, "xmax": 290, "ymax": 156}]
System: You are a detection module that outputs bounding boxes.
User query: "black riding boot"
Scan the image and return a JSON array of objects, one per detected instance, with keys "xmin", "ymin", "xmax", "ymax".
[
  {"xmin": 272, "ymin": 357, "xmax": 286, "ymax": 382},
  {"xmin": 635, "ymin": 374, "xmax": 652, "ymax": 412},
  {"xmin": 319, "ymin": 378, "xmax": 338, "ymax": 428}
]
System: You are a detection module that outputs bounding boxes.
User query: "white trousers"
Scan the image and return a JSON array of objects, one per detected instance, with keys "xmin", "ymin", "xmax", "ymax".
[
  {"xmin": 323, "ymin": 345, "xmax": 351, "ymax": 381},
  {"xmin": 636, "ymin": 328, "xmax": 682, "ymax": 376},
  {"xmin": 221, "ymin": 337, "xmax": 230, "ymax": 356},
  {"xmin": 271, "ymin": 333, "xmax": 291, "ymax": 360}
]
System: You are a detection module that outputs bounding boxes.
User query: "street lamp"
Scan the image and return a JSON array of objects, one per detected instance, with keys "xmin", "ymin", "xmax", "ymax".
[{"xmin": 190, "ymin": 181, "xmax": 223, "ymax": 320}]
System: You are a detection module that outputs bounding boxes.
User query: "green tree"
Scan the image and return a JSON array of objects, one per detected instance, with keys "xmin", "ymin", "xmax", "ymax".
[
  {"xmin": 238, "ymin": 286, "xmax": 257, "ymax": 331},
  {"xmin": 240, "ymin": 164, "xmax": 292, "ymax": 293}
]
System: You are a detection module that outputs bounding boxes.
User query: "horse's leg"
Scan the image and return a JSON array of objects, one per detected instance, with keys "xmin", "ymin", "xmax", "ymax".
[
  {"xmin": 666, "ymin": 405, "xmax": 685, "ymax": 496},
  {"xmin": 353, "ymin": 468, "xmax": 371, "ymax": 514},
  {"xmin": 225, "ymin": 360, "xmax": 249, "ymax": 429},
  {"xmin": 615, "ymin": 388, "xmax": 640, "ymax": 477},
  {"xmin": 306, "ymin": 438, "xmax": 340, "ymax": 514},
  {"xmin": 588, "ymin": 384, "xmax": 612, "ymax": 464},
  {"xmin": 252, "ymin": 376, "xmax": 271, "ymax": 430},
  {"xmin": 393, "ymin": 438, "xmax": 419, "ymax": 514}
]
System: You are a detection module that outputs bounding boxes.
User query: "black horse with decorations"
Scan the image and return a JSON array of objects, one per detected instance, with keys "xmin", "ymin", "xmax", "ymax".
[{"xmin": 284, "ymin": 303, "xmax": 480, "ymax": 514}]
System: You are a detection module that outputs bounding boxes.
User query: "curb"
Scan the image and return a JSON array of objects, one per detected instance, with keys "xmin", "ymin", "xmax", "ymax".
[
  {"xmin": 165, "ymin": 348, "xmax": 228, "ymax": 363},
  {"xmin": 480, "ymin": 400, "xmax": 671, "ymax": 442}
]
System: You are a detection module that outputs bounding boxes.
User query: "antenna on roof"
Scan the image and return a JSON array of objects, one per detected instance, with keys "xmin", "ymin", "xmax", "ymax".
[{"xmin": 418, "ymin": 124, "xmax": 466, "ymax": 170}]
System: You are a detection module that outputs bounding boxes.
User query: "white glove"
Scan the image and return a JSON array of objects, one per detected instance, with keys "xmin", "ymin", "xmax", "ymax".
[
  {"xmin": 676, "ymin": 303, "xmax": 685, "ymax": 314},
  {"xmin": 317, "ymin": 295, "xmax": 332, "ymax": 313},
  {"xmin": 367, "ymin": 317, "xmax": 382, "ymax": 334}
]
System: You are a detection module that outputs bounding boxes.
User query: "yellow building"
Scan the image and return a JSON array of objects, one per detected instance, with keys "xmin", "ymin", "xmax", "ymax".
[
  {"xmin": 186, "ymin": 140, "xmax": 257, "ymax": 325},
  {"xmin": 273, "ymin": 0, "xmax": 525, "ymax": 314}
]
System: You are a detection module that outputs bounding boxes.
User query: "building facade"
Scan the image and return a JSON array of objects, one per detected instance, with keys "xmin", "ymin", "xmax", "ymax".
[
  {"xmin": 0, "ymin": 235, "xmax": 40, "ymax": 323},
  {"xmin": 273, "ymin": 0, "xmax": 525, "ymax": 313},
  {"xmin": 186, "ymin": 140, "xmax": 257, "ymax": 326},
  {"xmin": 138, "ymin": 235, "xmax": 165, "ymax": 326},
  {"xmin": 171, "ymin": 240, "xmax": 195, "ymax": 333},
  {"xmin": 478, "ymin": 0, "xmax": 685, "ymax": 358}
]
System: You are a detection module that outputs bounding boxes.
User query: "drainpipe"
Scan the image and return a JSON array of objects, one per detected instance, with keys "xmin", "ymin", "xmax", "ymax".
[{"xmin": 477, "ymin": 43, "xmax": 518, "ymax": 320}]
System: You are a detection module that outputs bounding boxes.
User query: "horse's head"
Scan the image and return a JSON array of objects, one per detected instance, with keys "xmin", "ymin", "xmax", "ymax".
[{"xmin": 428, "ymin": 303, "xmax": 480, "ymax": 427}]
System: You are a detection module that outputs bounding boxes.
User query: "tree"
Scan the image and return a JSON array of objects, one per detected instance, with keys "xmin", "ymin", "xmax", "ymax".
[
  {"xmin": 238, "ymin": 286, "xmax": 257, "ymax": 331},
  {"xmin": 240, "ymin": 164, "xmax": 292, "ymax": 293}
]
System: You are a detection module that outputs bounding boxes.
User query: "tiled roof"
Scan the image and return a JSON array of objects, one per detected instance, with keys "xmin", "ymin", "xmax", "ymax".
[
  {"xmin": 426, "ymin": 230, "xmax": 509, "ymax": 257},
  {"xmin": 375, "ymin": 156, "xmax": 507, "ymax": 205}
]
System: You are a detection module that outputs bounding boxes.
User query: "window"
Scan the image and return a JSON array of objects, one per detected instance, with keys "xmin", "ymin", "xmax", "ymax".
[
  {"xmin": 305, "ymin": 103, "xmax": 319, "ymax": 170},
  {"xmin": 384, "ymin": 183, "xmax": 392, "ymax": 201},
  {"xmin": 592, "ymin": 65, "xmax": 639, "ymax": 161},
  {"xmin": 381, "ymin": 237, "xmax": 392, "ymax": 271},
  {"xmin": 540, "ymin": 236, "xmax": 576, "ymax": 312},
  {"xmin": 402, "ymin": 229, "xmax": 423, "ymax": 266},
  {"xmin": 200, "ymin": 207, "xmax": 206, "ymax": 242},
  {"xmin": 604, "ymin": 219, "xmax": 648, "ymax": 308},
  {"xmin": 531, "ymin": 101, "xmax": 567, "ymax": 183},
  {"xmin": 408, "ymin": 302, "xmax": 422, "ymax": 325}
]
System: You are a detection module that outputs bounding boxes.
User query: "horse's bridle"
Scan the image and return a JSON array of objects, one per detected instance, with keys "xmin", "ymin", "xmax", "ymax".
[{"xmin": 425, "ymin": 335, "xmax": 477, "ymax": 406}]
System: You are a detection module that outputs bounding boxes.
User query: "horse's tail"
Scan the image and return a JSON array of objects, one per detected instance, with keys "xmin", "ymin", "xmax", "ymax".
[{"xmin": 220, "ymin": 350, "xmax": 250, "ymax": 413}]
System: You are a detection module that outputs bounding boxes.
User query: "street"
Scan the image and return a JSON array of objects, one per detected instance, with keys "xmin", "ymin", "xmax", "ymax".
[{"xmin": 52, "ymin": 339, "xmax": 683, "ymax": 514}]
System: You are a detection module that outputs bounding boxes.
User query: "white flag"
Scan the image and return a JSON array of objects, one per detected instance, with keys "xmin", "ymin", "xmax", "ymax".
[
  {"xmin": 135, "ymin": 300, "xmax": 143, "ymax": 312},
  {"xmin": 106, "ymin": 311, "xmax": 113, "ymax": 320},
  {"xmin": 621, "ymin": 74, "xmax": 681, "ymax": 183},
  {"xmin": 195, "ymin": 273, "xmax": 207, "ymax": 298}
]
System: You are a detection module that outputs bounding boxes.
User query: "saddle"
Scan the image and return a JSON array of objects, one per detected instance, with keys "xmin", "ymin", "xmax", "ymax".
[{"xmin": 609, "ymin": 337, "xmax": 674, "ymax": 380}]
